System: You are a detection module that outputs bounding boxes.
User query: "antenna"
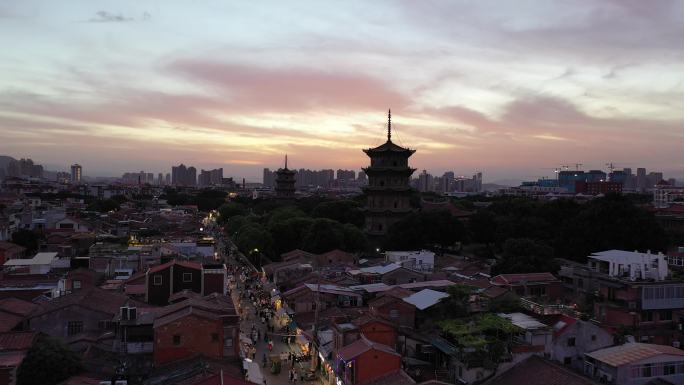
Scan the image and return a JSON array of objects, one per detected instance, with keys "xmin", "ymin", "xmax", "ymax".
[
  {"xmin": 575, "ymin": 163, "xmax": 583, "ymax": 171},
  {"xmin": 387, "ymin": 109, "xmax": 392, "ymax": 141}
]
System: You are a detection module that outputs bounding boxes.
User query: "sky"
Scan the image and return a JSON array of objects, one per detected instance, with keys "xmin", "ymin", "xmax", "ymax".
[{"xmin": 1, "ymin": 1, "xmax": 684, "ymax": 183}]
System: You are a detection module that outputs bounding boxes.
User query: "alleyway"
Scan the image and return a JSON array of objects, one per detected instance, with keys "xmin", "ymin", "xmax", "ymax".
[{"xmin": 223, "ymin": 237, "xmax": 322, "ymax": 385}]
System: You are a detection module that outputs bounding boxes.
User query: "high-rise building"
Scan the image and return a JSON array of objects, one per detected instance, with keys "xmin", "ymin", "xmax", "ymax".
[
  {"xmin": 275, "ymin": 155, "xmax": 296, "ymax": 199},
  {"xmin": 362, "ymin": 110, "xmax": 416, "ymax": 235},
  {"xmin": 165, "ymin": 173, "xmax": 171, "ymax": 185},
  {"xmin": 171, "ymin": 164, "xmax": 197, "ymax": 186},
  {"xmin": 70, "ymin": 164, "xmax": 82, "ymax": 183},
  {"xmin": 198, "ymin": 168, "xmax": 224, "ymax": 187},
  {"xmin": 636, "ymin": 168, "xmax": 647, "ymax": 192},
  {"xmin": 263, "ymin": 168, "xmax": 276, "ymax": 188},
  {"xmin": 158, "ymin": 173, "xmax": 164, "ymax": 185}
]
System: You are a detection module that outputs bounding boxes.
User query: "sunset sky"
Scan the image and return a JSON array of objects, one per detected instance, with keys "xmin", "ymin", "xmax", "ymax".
[{"xmin": 1, "ymin": 1, "xmax": 683, "ymax": 182}]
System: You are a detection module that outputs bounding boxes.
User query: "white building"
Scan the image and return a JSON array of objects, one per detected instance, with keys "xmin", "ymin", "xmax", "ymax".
[
  {"xmin": 385, "ymin": 250, "xmax": 435, "ymax": 272},
  {"xmin": 3, "ymin": 252, "xmax": 58, "ymax": 274},
  {"xmin": 588, "ymin": 250, "xmax": 669, "ymax": 281}
]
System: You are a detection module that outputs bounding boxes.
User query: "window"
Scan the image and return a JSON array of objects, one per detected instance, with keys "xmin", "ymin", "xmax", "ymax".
[
  {"xmin": 67, "ymin": 321, "xmax": 83, "ymax": 336},
  {"xmin": 664, "ymin": 363, "xmax": 676, "ymax": 375},
  {"xmin": 591, "ymin": 334, "xmax": 597, "ymax": 341},
  {"xmin": 173, "ymin": 335, "xmax": 181, "ymax": 346},
  {"xmin": 642, "ymin": 311, "xmax": 654, "ymax": 322},
  {"xmin": 211, "ymin": 333, "xmax": 219, "ymax": 342},
  {"xmin": 98, "ymin": 320, "xmax": 113, "ymax": 330},
  {"xmin": 563, "ymin": 357, "xmax": 572, "ymax": 365},
  {"xmin": 660, "ymin": 310, "xmax": 673, "ymax": 321},
  {"xmin": 182, "ymin": 273, "xmax": 192, "ymax": 283},
  {"xmin": 224, "ymin": 338, "xmax": 233, "ymax": 347},
  {"xmin": 642, "ymin": 364, "xmax": 652, "ymax": 377},
  {"xmin": 567, "ymin": 337, "xmax": 576, "ymax": 347},
  {"xmin": 73, "ymin": 280, "xmax": 82, "ymax": 290},
  {"xmin": 153, "ymin": 275, "xmax": 162, "ymax": 285}
]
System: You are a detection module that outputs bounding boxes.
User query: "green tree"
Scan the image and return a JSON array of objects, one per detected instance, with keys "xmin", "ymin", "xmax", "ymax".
[
  {"xmin": 491, "ymin": 238, "xmax": 558, "ymax": 275},
  {"xmin": 17, "ymin": 335, "xmax": 83, "ymax": 385},
  {"xmin": 384, "ymin": 210, "xmax": 465, "ymax": 250},
  {"xmin": 11, "ymin": 230, "xmax": 40, "ymax": 254},
  {"xmin": 87, "ymin": 198, "xmax": 120, "ymax": 213},
  {"xmin": 555, "ymin": 194, "xmax": 667, "ymax": 260},
  {"xmin": 312, "ymin": 200, "xmax": 365, "ymax": 227},
  {"xmin": 235, "ymin": 224, "xmax": 273, "ymax": 259},
  {"xmin": 302, "ymin": 218, "xmax": 346, "ymax": 253},
  {"xmin": 217, "ymin": 202, "xmax": 248, "ymax": 223}
]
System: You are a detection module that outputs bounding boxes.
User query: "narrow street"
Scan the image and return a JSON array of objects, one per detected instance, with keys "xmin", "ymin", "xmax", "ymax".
[{"xmin": 214, "ymin": 226, "xmax": 322, "ymax": 385}]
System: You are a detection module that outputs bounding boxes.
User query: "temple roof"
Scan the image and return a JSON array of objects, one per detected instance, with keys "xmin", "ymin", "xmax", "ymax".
[{"xmin": 363, "ymin": 139, "xmax": 415, "ymax": 155}]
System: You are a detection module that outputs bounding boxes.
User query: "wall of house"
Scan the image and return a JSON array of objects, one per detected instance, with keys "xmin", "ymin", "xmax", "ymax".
[
  {"xmin": 617, "ymin": 354, "xmax": 684, "ymax": 385},
  {"xmin": 172, "ymin": 265, "xmax": 201, "ymax": 295},
  {"xmin": 354, "ymin": 348, "xmax": 400, "ymax": 385},
  {"xmin": 147, "ymin": 269, "xmax": 171, "ymax": 306},
  {"xmin": 360, "ymin": 322, "xmax": 397, "ymax": 348},
  {"xmin": 154, "ymin": 314, "xmax": 223, "ymax": 366},
  {"xmin": 551, "ymin": 321, "xmax": 614, "ymax": 370},
  {"xmin": 28, "ymin": 306, "xmax": 112, "ymax": 342},
  {"xmin": 372, "ymin": 300, "xmax": 415, "ymax": 328},
  {"xmin": 381, "ymin": 269, "xmax": 425, "ymax": 285},
  {"xmin": 202, "ymin": 271, "xmax": 225, "ymax": 296}
]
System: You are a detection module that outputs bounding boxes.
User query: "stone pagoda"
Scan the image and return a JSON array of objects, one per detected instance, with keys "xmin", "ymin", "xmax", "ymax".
[
  {"xmin": 362, "ymin": 110, "xmax": 416, "ymax": 235},
  {"xmin": 275, "ymin": 155, "xmax": 296, "ymax": 199}
]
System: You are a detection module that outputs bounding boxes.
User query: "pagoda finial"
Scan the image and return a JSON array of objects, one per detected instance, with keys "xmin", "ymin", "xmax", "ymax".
[
  {"xmin": 387, "ymin": 109, "xmax": 392, "ymax": 141},
  {"xmin": 285, "ymin": 154, "xmax": 288, "ymax": 169}
]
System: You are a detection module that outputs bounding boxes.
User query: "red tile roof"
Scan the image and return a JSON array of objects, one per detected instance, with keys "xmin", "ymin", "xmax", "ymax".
[
  {"xmin": 0, "ymin": 331, "xmax": 38, "ymax": 351},
  {"xmin": 147, "ymin": 260, "xmax": 201, "ymax": 274},
  {"xmin": 586, "ymin": 343, "xmax": 684, "ymax": 367},
  {"xmin": 492, "ymin": 272, "xmax": 559, "ymax": 285},
  {"xmin": 0, "ymin": 312, "xmax": 23, "ymax": 332},
  {"xmin": 367, "ymin": 370, "xmax": 415, "ymax": 385},
  {"xmin": 29, "ymin": 287, "xmax": 141, "ymax": 318},
  {"xmin": 0, "ymin": 351, "xmax": 26, "ymax": 367},
  {"xmin": 0, "ymin": 297, "xmax": 39, "ymax": 316},
  {"xmin": 337, "ymin": 335, "xmax": 400, "ymax": 361},
  {"xmin": 488, "ymin": 355, "xmax": 598, "ymax": 385}
]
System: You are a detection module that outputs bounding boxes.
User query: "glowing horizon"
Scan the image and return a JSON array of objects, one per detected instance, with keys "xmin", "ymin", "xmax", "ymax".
[{"xmin": 1, "ymin": 1, "xmax": 684, "ymax": 183}]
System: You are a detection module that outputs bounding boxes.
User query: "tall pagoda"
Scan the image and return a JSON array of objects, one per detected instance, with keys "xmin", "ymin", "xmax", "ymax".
[
  {"xmin": 275, "ymin": 155, "xmax": 296, "ymax": 199},
  {"xmin": 362, "ymin": 110, "xmax": 416, "ymax": 235}
]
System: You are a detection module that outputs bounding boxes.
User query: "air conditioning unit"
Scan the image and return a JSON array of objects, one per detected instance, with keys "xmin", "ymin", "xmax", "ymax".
[{"xmin": 673, "ymin": 341, "xmax": 681, "ymax": 348}]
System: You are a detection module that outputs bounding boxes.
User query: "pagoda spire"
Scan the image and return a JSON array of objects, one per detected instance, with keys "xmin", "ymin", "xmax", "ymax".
[{"xmin": 387, "ymin": 109, "xmax": 392, "ymax": 141}]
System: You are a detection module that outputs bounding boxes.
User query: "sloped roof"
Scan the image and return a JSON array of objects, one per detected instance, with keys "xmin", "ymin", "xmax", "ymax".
[
  {"xmin": 402, "ymin": 289, "xmax": 449, "ymax": 310},
  {"xmin": 4, "ymin": 252, "xmax": 57, "ymax": 266},
  {"xmin": 0, "ymin": 312, "xmax": 23, "ymax": 332},
  {"xmin": 0, "ymin": 241, "xmax": 25, "ymax": 252},
  {"xmin": 0, "ymin": 331, "xmax": 38, "ymax": 351},
  {"xmin": 29, "ymin": 287, "xmax": 138, "ymax": 318},
  {"xmin": 398, "ymin": 280, "xmax": 455, "ymax": 290},
  {"xmin": 366, "ymin": 370, "xmax": 415, "ymax": 385},
  {"xmin": 147, "ymin": 260, "xmax": 201, "ymax": 274},
  {"xmin": 154, "ymin": 306, "xmax": 220, "ymax": 328},
  {"xmin": 357, "ymin": 263, "xmax": 402, "ymax": 275},
  {"xmin": 492, "ymin": 272, "xmax": 559, "ymax": 285},
  {"xmin": 488, "ymin": 355, "xmax": 598, "ymax": 385},
  {"xmin": 337, "ymin": 335, "xmax": 400, "ymax": 361},
  {"xmin": 364, "ymin": 139, "xmax": 414, "ymax": 154},
  {"xmin": 0, "ymin": 297, "xmax": 39, "ymax": 316},
  {"xmin": 586, "ymin": 343, "xmax": 684, "ymax": 367}
]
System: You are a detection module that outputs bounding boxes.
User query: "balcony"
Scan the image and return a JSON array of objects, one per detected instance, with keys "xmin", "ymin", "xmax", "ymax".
[{"xmin": 115, "ymin": 341, "xmax": 153, "ymax": 354}]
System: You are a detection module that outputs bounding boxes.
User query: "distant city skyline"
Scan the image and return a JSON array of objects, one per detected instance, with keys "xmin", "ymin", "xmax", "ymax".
[{"xmin": 2, "ymin": 2, "xmax": 684, "ymax": 182}]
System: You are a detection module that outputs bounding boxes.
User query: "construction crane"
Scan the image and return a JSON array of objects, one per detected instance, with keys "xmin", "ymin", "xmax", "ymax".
[{"xmin": 605, "ymin": 163, "xmax": 617, "ymax": 173}]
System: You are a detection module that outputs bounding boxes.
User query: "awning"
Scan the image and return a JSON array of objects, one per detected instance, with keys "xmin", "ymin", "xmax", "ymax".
[
  {"xmin": 296, "ymin": 333, "xmax": 310, "ymax": 346},
  {"xmin": 432, "ymin": 337, "xmax": 459, "ymax": 357}
]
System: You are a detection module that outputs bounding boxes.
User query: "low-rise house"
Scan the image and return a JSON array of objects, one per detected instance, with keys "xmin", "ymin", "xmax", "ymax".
[
  {"xmin": 335, "ymin": 336, "xmax": 402, "ymax": 385},
  {"xmin": 145, "ymin": 260, "xmax": 202, "ymax": 305},
  {"xmin": 487, "ymin": 355, "xmax": 597, "ymax": 385},
  {"xmin": 0, "ymin": 331, "xmax": 39, "ymax": 385},
  {"xmin": 491, "ymin": 273, "xmax": 562, "ymax": 300},
  {"xmin": 282, "ymin": 283, "xmax": 363, "ymax": 313},
  {"xmin": 54, "ymin": 217, "xmax": 91, "ymax": 232},
  {"xmin": 385, "ymin": 250, "xmax": 435, "ymax": 272},
  {"xmin": 26, "ymin": 287, "xmax": 136, "ymax": 350},
  {"xmin": 3, "ymin": 252, "xmax": 58, "ymax": 275},
  {"xmin": 546, "ymin": 315, "xmax": 614, "ymax": 370},
  {"xmin": 0, "ymin": 298, "xmax": 38, "ymax": 332},
  {"xmin": 584, "ymin": 342, "xmax": 684, "ymax": 385},
  {"xmin": 0, "ymin": 242, "xmax": 25, "ymax": 266},
  {"xmin": 498, "ymin": 312, "xmax": 552, "ymax": 355},
  {"xmin": 369, "ymin": 289, "xmax": 415, "ymax": 328}
]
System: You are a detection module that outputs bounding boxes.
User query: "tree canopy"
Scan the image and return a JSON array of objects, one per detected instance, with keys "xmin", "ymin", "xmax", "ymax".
[
  {"xmin": 17, "ymin": 336, "xmax": 83, "ymax": 385},
  {"xmin": 384, "ymin": 210, "xmax": 465, "ymax": 250}
]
